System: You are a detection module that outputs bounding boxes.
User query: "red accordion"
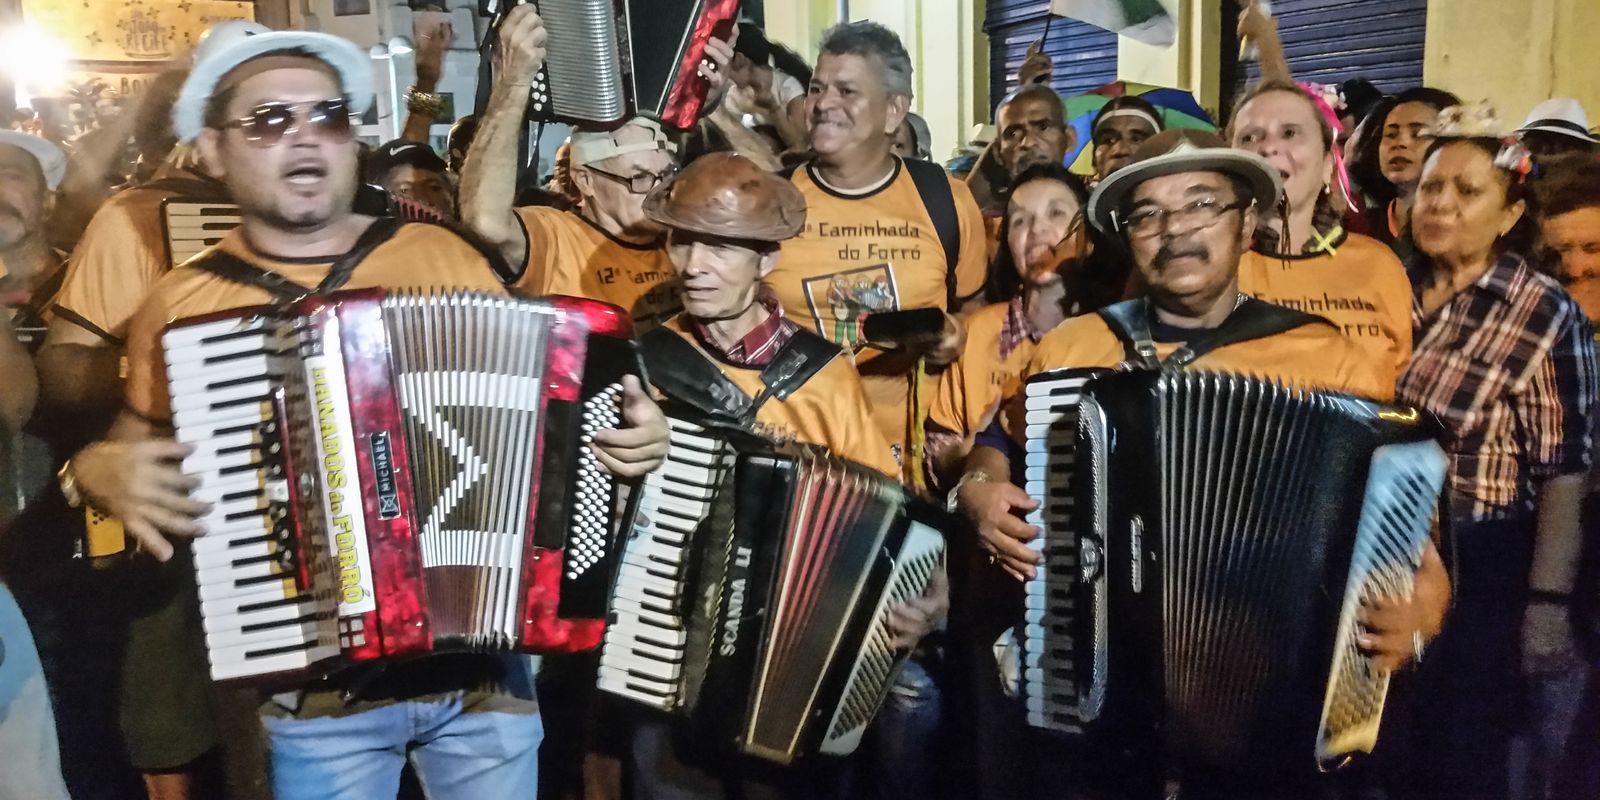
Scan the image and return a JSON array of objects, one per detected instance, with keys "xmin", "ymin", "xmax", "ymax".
[{"xmin": 163, "ymin": 290, "xmax": 639, "ymax": 682}]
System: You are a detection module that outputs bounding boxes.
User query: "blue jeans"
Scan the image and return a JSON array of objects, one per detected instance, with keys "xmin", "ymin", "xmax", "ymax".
[
  {"xmin": 0, "ymin": 581, "xmax": 71, "ymax": 800},
  {"xmin": 851, "ymin": 655, "xmax": 943, "ymax": 800},
  {"xmin": 262, "ymin": 690, "xmax": 543, "ymax": 800}
]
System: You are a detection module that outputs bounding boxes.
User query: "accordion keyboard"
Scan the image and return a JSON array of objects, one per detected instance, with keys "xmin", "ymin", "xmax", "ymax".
[
  {"xmin": 598, "ymin": 417, "xmax": 736, "ymax": 709},
  {"xmin": 163, "ymin": 201, "xmax": 241, "ymax": 267},
  {"xmin": 1020, "ymin": 369, "xmax": 1102, "ymax": 733},
  {"xmin": 165, "ymin": 315, "xmax": 341, "ymax": 681}
]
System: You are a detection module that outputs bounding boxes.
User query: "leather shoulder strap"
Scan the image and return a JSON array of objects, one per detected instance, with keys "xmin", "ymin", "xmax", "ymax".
[
  {"xmin": 639, "ymin": 326, "xmax": 754, "ymax": 425},
  {"xmin": 187, "ymin": 216, "xmax": 405, "ymax": 301},
  {"xmin": 1096, "ymin": 299, "xmax": 1160, "ymax": 369},
  {"xmin": 1167, "ymin": 298, "xmax": 1330, "ymax": 369},
  {"xmin": 755, "ymin": 330, "xmax": 843, "ymax": 404},
  {"xmin": 901, "ymin": 157, "xmax": 963, "ymax": 307}
]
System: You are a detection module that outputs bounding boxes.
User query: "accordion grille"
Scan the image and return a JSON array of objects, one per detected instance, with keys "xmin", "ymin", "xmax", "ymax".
[
  {"xmin": 380, "ymin": 292, "xmax": 555, "ymax": 648},
  {"xmin": 821, "ymin": 521, "xmax": 945, "ymax": 753},
  {"xmin": 533, "ymin": 0, "xmax": 629, "ymax": 125}
]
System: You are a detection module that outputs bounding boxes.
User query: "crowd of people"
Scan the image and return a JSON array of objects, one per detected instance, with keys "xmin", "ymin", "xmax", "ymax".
[{"xmin": 0, "ymin": 5, "xmax": 1597, "ymax": 800}]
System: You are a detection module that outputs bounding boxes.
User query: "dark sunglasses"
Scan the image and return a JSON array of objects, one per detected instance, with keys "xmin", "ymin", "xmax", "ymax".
[{"xmin": 223, "ymin": 99, "xmax": 356, "ymax": 147}]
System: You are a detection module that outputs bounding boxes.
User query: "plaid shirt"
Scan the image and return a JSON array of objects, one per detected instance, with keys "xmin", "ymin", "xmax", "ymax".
[
  {"xmin": 1397, "ymin": 253, "xmax": 1599, "ymax": 520},
  {"xmin": 682, "ymin": 288, "xmax": 798, "ymax": 368},
  {"xmin": 997, "ymin": 295, "xmax": 1048, "ymax": 359}
]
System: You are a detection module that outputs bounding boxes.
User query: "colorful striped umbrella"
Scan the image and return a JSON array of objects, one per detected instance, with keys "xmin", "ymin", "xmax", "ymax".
[{"xmin": 1063, "ymin": 81, "xmax": 1218, "ymax": 175}]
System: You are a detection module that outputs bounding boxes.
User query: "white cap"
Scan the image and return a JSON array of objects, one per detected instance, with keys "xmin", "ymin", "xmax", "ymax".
[
  {"xmin": 1516, "ymin": 98, "xmax": 1600, "ymax": 144},
  {"xmin": 0, "ymin": 131, "xmax": 66, "ymax": 191},
  {"xmin": 569, "ymin": 118, "xmax": 675, "ymax": 167},
  {"xmin": 172, "ymin": 21, "xmax": 374, "ymax": 142}
]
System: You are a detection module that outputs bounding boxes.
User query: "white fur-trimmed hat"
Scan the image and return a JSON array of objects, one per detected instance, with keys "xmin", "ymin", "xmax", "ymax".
[{"xmin": 172, "ymin": 21, "xmax": 373, "ymax": 142}]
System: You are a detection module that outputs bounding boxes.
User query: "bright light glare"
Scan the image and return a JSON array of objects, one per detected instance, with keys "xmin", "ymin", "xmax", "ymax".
[{"xmin": 0, "ymin": 25, "xmax": 71, "ymax": 94}]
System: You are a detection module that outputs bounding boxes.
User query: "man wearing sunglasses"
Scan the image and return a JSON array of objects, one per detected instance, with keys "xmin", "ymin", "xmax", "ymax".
[
  {"xmin": 54, "ymin": 21, "xmax": 670, "ymax": 800},
  {"xmin": 949, "ymin": 130, "xmax": 1447, "ymax": 799},
  {"xmin": 460, "ymin": 5, "xmax": 735, "ymax": 333}
]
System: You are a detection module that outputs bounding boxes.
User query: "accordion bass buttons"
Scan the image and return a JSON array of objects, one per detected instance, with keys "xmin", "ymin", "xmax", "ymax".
[{"xmin": 1127, "ymin": 515, "xmax": 1144, "ymax": 594}]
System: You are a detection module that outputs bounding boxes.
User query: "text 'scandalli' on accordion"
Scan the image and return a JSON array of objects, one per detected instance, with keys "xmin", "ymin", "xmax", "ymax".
[
  {"xmin": 507, "ymin": 0, "xmax": 738, "ymax": 130},
  {"xmin": 1018, "ymin": 369, "xmax": 1447, "ymax": 776},
  {"xmin": 162, "ymin": 290, "xmax": 640, "ymax": 682},
  {"xmin": 596, "ymin": 415, "xmax": 949, "ymax": 764}
]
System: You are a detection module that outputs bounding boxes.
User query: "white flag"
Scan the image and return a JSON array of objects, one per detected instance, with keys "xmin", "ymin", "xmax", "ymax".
[{"xmin": 1049, "ymin": 0, "xmax": 1177, "ymax": 47}]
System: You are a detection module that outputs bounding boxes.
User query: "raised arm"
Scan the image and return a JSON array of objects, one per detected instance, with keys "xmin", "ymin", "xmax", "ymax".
[
  {"xmin": 399, "ymin": 15, "xmax": 453, "ymax": 144},
  {"xmin": 458, "ymin": 5, "xmax": 546, "ymax": 272}
]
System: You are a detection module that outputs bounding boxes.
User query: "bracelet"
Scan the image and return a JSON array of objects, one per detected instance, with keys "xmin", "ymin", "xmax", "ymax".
[
  {"xmin": 1529, "ymin": 589, "xmax": 1574, "ymax": 606},
  {"xmin": 405, "ymin": 86, "xmax": 444, "ymax": 118},
  {"xmin": 946, "ymin": 470, "xmax": 993, "ymax": 513}
]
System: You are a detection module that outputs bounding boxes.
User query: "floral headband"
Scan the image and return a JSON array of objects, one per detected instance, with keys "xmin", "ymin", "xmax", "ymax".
[
  {"xmin": 1298, "ymin": 81, "xmax": 1360, "ymax": 211},
  {"xmin": 1426, "ymin": 102, "xmax": 1537, "ymax": 183}
]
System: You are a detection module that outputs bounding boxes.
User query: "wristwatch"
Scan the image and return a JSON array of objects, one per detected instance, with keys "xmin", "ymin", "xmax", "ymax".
[{"xmin": 57, "ymin": 459, "xmax": 83, "ymax": 508}]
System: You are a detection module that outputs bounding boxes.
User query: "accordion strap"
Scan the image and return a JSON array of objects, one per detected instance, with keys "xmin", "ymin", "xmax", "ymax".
[
  {"xmin": 640, "ymin": 327, "xmax": 843, "ymax": 427},
  {"xmin": 1098, "ymin": 296, "xmax": 1329, "ymax": 371},
  {"xmin": 187, "ymin": 216, "xmax": 405, "ymax": 302}
]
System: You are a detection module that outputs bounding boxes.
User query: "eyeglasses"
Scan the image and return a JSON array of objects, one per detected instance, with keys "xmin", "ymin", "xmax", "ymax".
[
  {"xmin": 222, "ymin": 100, "xmax": 356, "ymax": 147},
  {"xmin": 1118, "ymin": 198, "xmax": 1251, "ymax": 239},
  {"xmin": 585, "ymin": 164, "xmax": 677, "ymax": 195}
]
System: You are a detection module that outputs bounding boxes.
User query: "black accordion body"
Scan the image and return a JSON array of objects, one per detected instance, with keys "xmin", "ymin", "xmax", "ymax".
[
  {"xmin": 1019, "ymin": 368, "xmax": 1446, "ymax": 777},
  {"xmin": 597, "ymin": 414, "xmax": 949, "ymax": 764}
]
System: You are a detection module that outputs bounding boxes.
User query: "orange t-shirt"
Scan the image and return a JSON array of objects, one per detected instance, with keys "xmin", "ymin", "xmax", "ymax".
[
  {"xmin": 658, "ymin": 317, "xmax": 898, "ymax": 477},
  {"xmin": 123, "ymin": 222, "xmax": 507, "ymax": 422},
  {"xmin": 1009, "ymin": 308, "xmax": 1392, "ymax": 441},
  {"xmin": 1238, "ymin": 232, "xmax": 1413, "ymax": 389},
  {"xmin": 51, "ymin": 171, "xmax": 206, "ymax": 341},
  {"xmin": 927, "ymin": 299, "xmax": 1038, "ymax": 442},
  {"xmin": 771, "ymin": 159, "xmax": 989, "ymax": 473},
  {"xmin": 511, "ymin": 206, "xmax": 680, "ymax": 330}
]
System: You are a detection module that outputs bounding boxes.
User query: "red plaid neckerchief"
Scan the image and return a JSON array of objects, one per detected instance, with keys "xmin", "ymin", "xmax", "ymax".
[{"xmin": 683, "ymin": 288, "xmax": 799, "ymax": 368}]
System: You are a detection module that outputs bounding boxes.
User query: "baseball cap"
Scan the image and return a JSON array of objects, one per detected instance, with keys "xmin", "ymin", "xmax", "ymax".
[
  {"xmin": 569, "ymin": 117, "xmax": 675, "ymax": 167},
  {"xmin": 366, "ymin": 139, "xmax": 448, "ymax": 181},
  {"xmin": 0, "ymin": 131, "xmax": 66, "ymax": 190},
  {"xmin": 172, "ymin": 21, "xmax": 374, "ymax": 142}
]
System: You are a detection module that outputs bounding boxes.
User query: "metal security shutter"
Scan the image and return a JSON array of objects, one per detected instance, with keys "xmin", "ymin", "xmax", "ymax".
[
  {"xmin": 987, "ymin": 0, "xmax": 1120, "ymax": 112},
  {"xmin": 1234, "ymin": 0, "xmax": 1427, "ymax": 93}
]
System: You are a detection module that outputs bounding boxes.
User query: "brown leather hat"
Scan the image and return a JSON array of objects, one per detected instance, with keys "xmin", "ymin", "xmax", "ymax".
[{"xmin": 643, "ymin": 152, "xmax": 807, "ymax": 242}]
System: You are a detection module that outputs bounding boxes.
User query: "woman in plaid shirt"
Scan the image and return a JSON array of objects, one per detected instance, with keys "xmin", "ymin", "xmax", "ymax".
[{"xmin": 1393, "ymin": 107, "xmax": 1598, "ymax": 800}]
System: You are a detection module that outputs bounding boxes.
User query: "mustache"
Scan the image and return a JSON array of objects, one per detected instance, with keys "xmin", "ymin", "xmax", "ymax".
[{"xmin": 1153, "ymin": 241, "xmax": 1209, "ymax": 269}]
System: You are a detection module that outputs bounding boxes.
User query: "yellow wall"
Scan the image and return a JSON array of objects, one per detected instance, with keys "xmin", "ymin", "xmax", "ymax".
[
  {"xmin": 763, "ymin": 0, "xmax": 990, "ymax": 160},
  {"xmin": 1424, "ymin": 0, "xmax": 1600, "ymax": 127}
]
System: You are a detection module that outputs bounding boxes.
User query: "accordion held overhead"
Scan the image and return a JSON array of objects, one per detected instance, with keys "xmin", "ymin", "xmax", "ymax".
[
  {"xmin": 525, "ymin": 0, "xmax": 739, "ymax": 130},
  {"xmin": 597, "ymin": 414, "xmax": 949, "ymax": 764},
  {"xmin": 163, "ymin": 290, "xmax": 639, "ymax": 682},
  {"xmin": 1019, "ymin": 369, "xmax": 1446, "ymax": 777}
]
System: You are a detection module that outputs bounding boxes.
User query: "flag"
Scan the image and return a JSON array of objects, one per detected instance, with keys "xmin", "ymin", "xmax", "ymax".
[{"xmin": 1049, "ymin": 0, "xmax": 1176, "ymax": 47}]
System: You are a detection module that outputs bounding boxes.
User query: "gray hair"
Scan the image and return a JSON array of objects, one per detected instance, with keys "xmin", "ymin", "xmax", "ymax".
[{"xmin": 818, "ymin": 21, "xmax": 914, "ymax": 100}]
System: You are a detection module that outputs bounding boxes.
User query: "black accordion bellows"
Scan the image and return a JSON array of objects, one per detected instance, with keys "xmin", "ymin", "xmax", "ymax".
[{"xmin": 1021, "ymin": 369, "xmax": 1447, "ymax": 779}]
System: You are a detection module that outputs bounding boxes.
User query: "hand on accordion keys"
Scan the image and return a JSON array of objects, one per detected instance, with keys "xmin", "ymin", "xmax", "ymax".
[
  {"xmin": 887, "ymin": 562, "xmax": 950, "ymax": 651},
  {"xmin": 69, "ymin": 438, "xmax": 210, "ymax": 562},
  {"xmin": 589, "ymin": 375, "xmax": 670, "ymax": 479},
  {"xmin": 1357, "ymin": 540, "xmax": 1448, "ymax": 672},
  {"xmin": 955, "ymin": 472, "xmax": 1042, "ymax": 581}
]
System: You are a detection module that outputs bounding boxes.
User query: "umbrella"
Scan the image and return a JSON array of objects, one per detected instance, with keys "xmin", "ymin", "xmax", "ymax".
[{"xmin": 1062, "ymin": 81, "xmax": 1217, "ymax": 175}]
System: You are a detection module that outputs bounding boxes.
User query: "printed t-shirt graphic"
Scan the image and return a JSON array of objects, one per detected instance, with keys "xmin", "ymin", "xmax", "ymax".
[
  {"xmin": 1237, "ymin": 232, "xmax": 1413, "ymax": 389},
  {"xmin": 512, "ymin": 205, "xmax": 682, "ymax": 329},
  {"xmin": 772, "ymin": 160, "xmax": 988, "ymax": 468}
]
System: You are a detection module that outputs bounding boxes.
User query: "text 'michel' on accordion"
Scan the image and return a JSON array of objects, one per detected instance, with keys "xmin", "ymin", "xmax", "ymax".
[
  {"xmin": 163, "ymin": 290, "xmax": 640, "ymax": 683},
  {"xmin": 597, "ymin": 414, "xmax": 950, "ymax": 764},
  {"xmin": 516, "ymin": 0, "xmax": 738, "ymax": 130},
  {"xmin": 1018, "ymin": 368, "xmax": 1446, "ymax": 777}
]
